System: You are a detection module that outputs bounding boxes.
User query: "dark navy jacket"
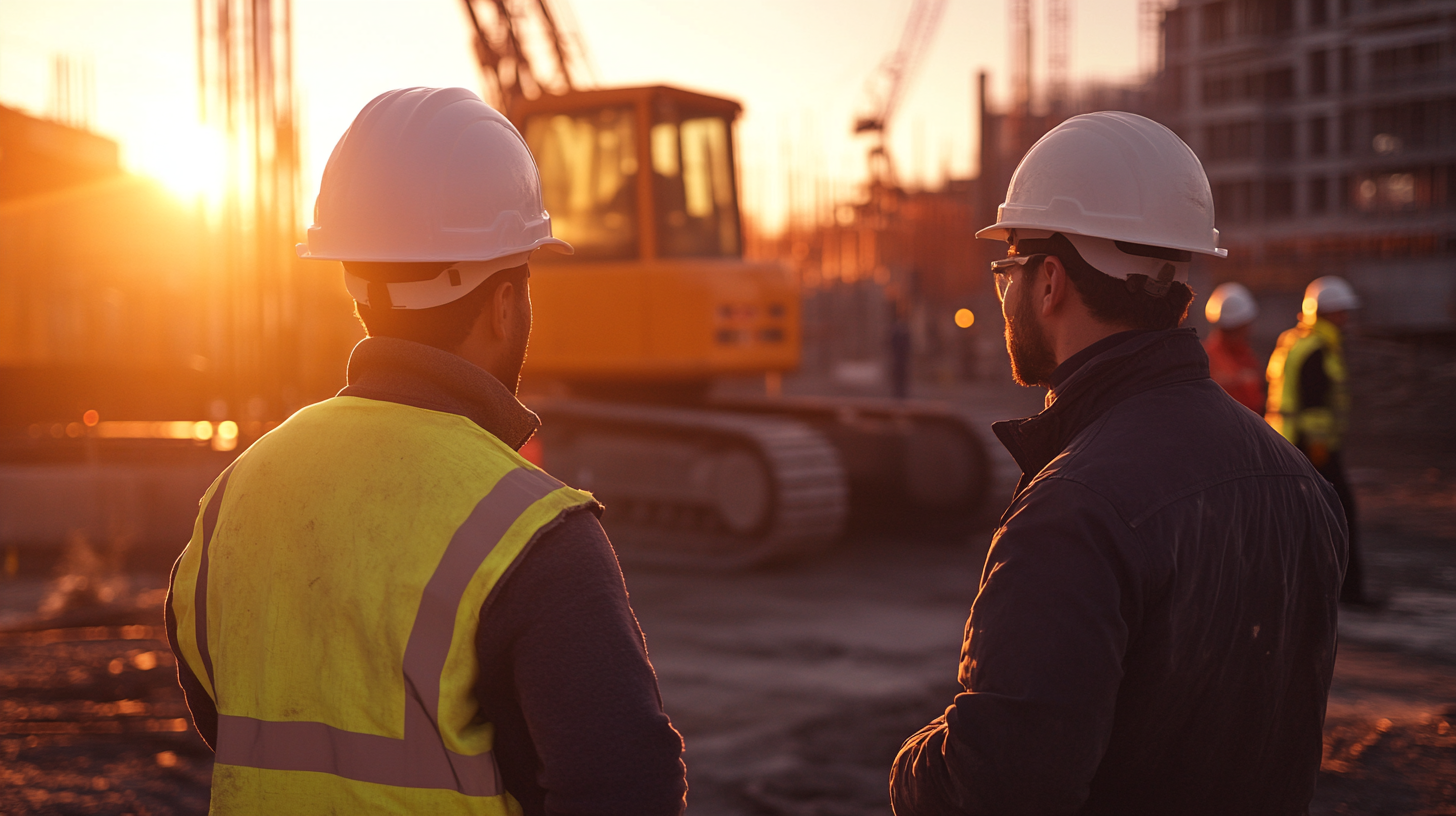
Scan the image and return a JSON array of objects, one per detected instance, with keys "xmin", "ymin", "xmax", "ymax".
[{"xmin": 892, "ymin": 328, "xmax": 1346, "ymax": 815}]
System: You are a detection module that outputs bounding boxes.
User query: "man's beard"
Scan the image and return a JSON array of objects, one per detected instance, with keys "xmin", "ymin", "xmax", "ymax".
[{"xmin": 1005, "ymin": 276, "xmax": 1058, "ymax": 388}]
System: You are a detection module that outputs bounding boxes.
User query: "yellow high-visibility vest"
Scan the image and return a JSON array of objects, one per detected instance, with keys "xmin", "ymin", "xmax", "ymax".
[
  {"xmin": 1265, "ymin": 317, "xmax": 1348, "ymax": 449},
  {"xmin": 170, "ymin": 396, "xmax": 596, "ymax": 815}
]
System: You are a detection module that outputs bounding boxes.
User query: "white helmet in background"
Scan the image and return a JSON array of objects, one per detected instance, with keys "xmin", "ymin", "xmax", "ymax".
[
  {"xmin": 1303, "ymin": 276, "xmax": 1361, "ymax": 318},
  {"xmin": 298, "ymin": 87, "xmax": 572, "ymax": 310},
  {"xmin": 977, "ymin": 111, "xmax": 1225, "ymax": 289},
  {"xmin": 1205, "ymin": 282, "xmax": 1258, "ymax": 329}
]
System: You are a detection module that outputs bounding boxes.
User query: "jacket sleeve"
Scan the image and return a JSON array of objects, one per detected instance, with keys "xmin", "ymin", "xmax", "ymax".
[
  {"xmin": 164, "ymin": 554, "xmax": 218, "ymax": 751},
  {"xmin": 475, "ymin": 509, "xmax": 686, "ymax": 816},
  {"xmin": 891, "ymin": 478, "xmax": 1136, "ymax": 815}
]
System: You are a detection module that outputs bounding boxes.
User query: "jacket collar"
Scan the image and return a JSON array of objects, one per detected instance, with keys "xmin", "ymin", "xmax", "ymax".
[
  {"xmin": 338, "ymin": 336, "xmax": 541, "ymax": 450},
  {"xmin": 992, "ymin": 328, "xmax": 1210, "ymax": 480}
]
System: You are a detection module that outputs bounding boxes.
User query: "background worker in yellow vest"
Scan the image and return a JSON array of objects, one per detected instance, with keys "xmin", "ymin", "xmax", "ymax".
[
  {"xmin": 165, "ymin": 88, "xmax": 687, "ymax": 815},
  {"xmin": 1267, "ymin": 275, "xmax": 1367, "ymax": 605}
]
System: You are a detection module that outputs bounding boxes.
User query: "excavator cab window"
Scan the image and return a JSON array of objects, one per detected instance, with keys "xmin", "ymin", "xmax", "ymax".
[
  {"xmin": 523, "ymin": 106, "xmax": 639, "ymax": 260},
  {"xmin": 651, "ymin": 104, "xmax": 740, "ymax": 258}
]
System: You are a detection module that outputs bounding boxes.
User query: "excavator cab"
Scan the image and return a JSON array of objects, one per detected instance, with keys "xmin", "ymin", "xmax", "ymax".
[
  {"xmin": 506, "ymin": 86, "xmax": 989, "ymax": 569},
  {"xmin": 464, "ymin": 6, "xmax": 991, "ymax": 568},
  {"xmin": 509, "ymin": 87, "xmax": 798, "ymax": 392}
]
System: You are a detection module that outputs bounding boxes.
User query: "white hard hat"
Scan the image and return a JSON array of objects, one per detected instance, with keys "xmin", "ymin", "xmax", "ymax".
[
  {"xmin": 299, "ymin": 86, "xmax": 571, "ymax": 270},
  {"xmin": 1303, "ymin": 276, "xmax": 1361, "ymax": 317},
  {"xmin": 978, "ymin": 111, "xmax": 1227, "ymax": 275},
  {"xmin": 1205, "ymin": 282, "xmax": 1258, "ymax": 328}
]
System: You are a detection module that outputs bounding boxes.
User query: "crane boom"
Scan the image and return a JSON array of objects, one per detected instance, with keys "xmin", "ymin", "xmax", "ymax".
[
  {"xmin": 853, "ymin": 0, "xmax": 948, "ymax": 184},
  {"xmin": 460, "ymin": 0, "xmax": 585, "ymax": 115}
]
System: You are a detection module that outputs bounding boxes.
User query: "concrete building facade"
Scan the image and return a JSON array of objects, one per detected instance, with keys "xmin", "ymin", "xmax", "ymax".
[{"xmin": 1158, "ymin": 0, "xmax": 1456, "ymax": 332}]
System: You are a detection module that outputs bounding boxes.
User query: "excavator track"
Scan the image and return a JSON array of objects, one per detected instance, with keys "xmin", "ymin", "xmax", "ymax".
[
  {"xmin": 711, "ymin": 395, "xmax": 993, "ymax": 533},
  {"xmin": 529, "ymin": 399, "xmax": 848, "ymax": 569}
]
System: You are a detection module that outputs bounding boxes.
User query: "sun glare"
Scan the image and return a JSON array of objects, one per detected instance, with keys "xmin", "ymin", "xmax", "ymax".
[{"xmin": 134, "ymin": 121, "xmax": 228, "ymax": 203}]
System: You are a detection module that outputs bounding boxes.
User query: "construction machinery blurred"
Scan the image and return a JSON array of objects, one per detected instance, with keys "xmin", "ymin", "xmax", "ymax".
[
  {"xmin": 463, "ymin": 0, "xmax": 991, "ymax": 567},
  {"xmin": 0, "ymin": 0, "xmax": 991, "ymax": 569}
]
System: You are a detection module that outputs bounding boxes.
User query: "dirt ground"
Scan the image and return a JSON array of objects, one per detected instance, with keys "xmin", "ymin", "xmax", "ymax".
[{"xmin": 0, "ymin": 373, "xmax": 1453, "ymax": 815}]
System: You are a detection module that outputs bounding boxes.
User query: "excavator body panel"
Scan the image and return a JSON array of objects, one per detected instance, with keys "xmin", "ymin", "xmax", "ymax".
[{"xmin": 526, "ymin": 255, "xmax": 799, "ymax": 381}]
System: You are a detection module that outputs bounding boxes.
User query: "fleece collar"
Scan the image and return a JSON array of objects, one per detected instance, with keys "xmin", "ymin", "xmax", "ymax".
[
  {"xmin": 992, "ymin": 328, "xmax": 1210, "ymax": 481},
  {"xmin": 338, "ymin": 336, "xmax": 540, "ymax": 451}
]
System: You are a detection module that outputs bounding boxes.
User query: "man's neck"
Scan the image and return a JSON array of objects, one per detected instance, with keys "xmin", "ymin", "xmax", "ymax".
[{"xmin": 1053, "ymin": 321, "xmax": 1135, "ymax": 367}]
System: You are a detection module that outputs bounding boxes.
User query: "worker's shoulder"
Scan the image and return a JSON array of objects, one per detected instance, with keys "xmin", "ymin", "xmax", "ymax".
[
  {"xmin": 240, "ymin": 395, "xmax": 520, "ymax": 479},
  {"xmin": 1045, "ymin": 378, "xmax": 1314, "ymax": 522},
  {"xmin": 259, "ymin": 395, "xmax": 496, "ymax": 446}
]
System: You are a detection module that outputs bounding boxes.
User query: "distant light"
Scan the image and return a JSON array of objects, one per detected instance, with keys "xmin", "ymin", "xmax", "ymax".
[
  {"xmin": 214, "ymin": 421, "xmax": 239, "ymax": 452},
  {"xmin": 94, "ymin": 421, "xmax": 225, "ymax": 440},
  {"xmin": 82, "ymin": 410, "xmax": 99, "ymax": 427},
  {"xmin": 66, "ymin": 422, "xmax": 83, "ymax": 438},
  {"xmin": 954, "ymin": 308, "xmax": 975, "ymax": 329}
]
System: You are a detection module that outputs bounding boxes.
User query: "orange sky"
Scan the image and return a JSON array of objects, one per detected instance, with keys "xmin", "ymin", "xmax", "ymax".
[{"xmin": 0, "ymin": 0, "xmax": 1147, "ymax": 230}]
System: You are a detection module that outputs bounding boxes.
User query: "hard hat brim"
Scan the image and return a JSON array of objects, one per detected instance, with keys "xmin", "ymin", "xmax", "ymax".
[
  {"xmin": 975, "ymin": 220, "xmax": 1229, "ymax": 259},
  {"xmin": 296, "ymin": 234, "xmax": 574, "ymax": 262}
]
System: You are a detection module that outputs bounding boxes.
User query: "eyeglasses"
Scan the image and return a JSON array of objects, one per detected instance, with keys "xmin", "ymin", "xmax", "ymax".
[{"xmin": 989, "ymin": 253, "xmax": 1046, "ymax": 302}]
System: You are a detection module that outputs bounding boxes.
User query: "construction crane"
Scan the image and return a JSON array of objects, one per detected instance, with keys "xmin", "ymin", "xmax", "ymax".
[
  {"xmin": 1139, "ymin": 0, "xmax": 1169, "ymax": 80},
  {"xmin": 1010, "ymin": 0, "xmax": 1032, "ymax": 122},
  {"xmin": 460, "ymin": 0, "xmax": 592, "ymax": 116},
  {"xmin": 461, "ymin": 0, "xmax": 990, "ymax": 568},
  {"xmin": 1047, "ymin": 0, "xmax": 1070, "ymax": 110},
  {"xmin": 852, "ymin": 0, "xmax": 949, "ymax": 186}
]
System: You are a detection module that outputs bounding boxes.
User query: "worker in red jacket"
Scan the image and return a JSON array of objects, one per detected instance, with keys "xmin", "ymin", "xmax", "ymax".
[{"xmin": 1203, "ymin": 282, "xmax": 1265, "ymax": 412}]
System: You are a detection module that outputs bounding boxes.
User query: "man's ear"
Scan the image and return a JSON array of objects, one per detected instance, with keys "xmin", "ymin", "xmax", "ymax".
[
  {"xmin": 490, "ymin": 280, "xmax": 516, "ymax": 340},
  {"xmin": 1038, "ymin": 255, "xmax": 1071, "ymax": 318}
]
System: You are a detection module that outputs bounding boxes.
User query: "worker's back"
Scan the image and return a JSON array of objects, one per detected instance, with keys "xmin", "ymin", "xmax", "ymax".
[
  {"xmin": 1046, "ymin": 336, "xmax": 1346, "ymax": 813},
  {"xmin": 170, "ymin": 395, "xmax": 594, "ymax": 814}
]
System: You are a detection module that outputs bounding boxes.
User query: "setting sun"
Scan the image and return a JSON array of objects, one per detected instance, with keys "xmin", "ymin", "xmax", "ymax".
[{"xmin": 131, "ymin": 120, "xmax": 228, "ymax": 203}]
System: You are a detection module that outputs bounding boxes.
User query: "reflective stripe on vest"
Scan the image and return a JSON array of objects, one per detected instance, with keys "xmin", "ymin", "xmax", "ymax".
[
  {"xmin": 1264, "ymin": 318, "xmax": 1348, "ymax": 447},
  {"xmin": 170, "ymin": 397, "xmax": 596, "ymax": 814}
]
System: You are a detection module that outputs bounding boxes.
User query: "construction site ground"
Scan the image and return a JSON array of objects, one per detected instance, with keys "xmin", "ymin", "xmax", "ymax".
[{"xmin": 1, "ymin": 357, "xmax": 1454, "ymax": 815}]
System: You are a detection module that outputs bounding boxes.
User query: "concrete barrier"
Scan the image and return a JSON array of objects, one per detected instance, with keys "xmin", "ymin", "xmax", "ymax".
[{"xmin": 0, "ymin": 463, "xmax": 225, "ymax": 550}]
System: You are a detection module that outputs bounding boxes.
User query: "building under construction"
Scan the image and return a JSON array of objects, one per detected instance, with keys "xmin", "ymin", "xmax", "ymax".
[{"xmin": 1153, "ymin": 0, "xmax": 1456, "ymax": 335}]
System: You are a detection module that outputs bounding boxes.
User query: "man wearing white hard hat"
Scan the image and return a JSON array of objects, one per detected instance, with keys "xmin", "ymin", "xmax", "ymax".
[
  {"xmin": 892, "ymin": 112, "xmax": 1346, "ymax": 814},
  {"xmin": 166, "ymin": 88, "xmax": 686, "ymax": 814},
  {"xmin": 1267, "ymin": 275, "xmax": 1367, "ymax": 605},
  {"xmin": 1203, "ymin": 282, "xmax": 1265, "ymax": 412}
]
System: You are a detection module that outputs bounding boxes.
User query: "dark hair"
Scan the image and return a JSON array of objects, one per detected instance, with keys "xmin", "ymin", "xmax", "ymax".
[
  {"xmin": 1017, "ymin": 233, "xmax": 1195, "ymax": 330},
  {"xmin": 348, "ymin": 262, "xmax": 528, "ymax": 351}
]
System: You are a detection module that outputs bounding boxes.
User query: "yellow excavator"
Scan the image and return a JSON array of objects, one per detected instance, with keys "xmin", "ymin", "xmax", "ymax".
[{"xmin": 464, "ymin": 1, "xmax": 989, "ymax": 567}]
